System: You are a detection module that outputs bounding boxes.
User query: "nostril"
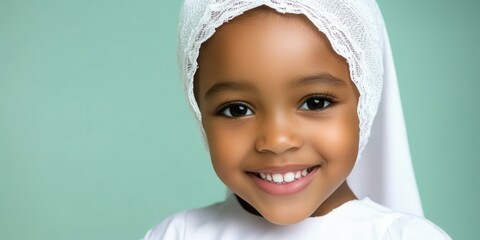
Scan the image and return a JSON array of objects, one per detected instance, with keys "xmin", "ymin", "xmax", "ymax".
[
  {"xmin": 255, "ymin": 134, "xmax": 304, "ymax": 154},
  {"xmin": 255, "ymin": 117, "xmax": 304, "ymax": 154}
]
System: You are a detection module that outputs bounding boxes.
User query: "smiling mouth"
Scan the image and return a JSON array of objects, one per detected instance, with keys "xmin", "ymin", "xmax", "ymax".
[{"xmin": 249, "ymin": 166, "xmax": 318, "ymax": 184}]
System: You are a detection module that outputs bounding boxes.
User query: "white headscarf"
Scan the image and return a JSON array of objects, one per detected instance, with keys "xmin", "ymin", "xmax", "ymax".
[{"xmin": 177, "ymin": 0, "xmax": 424, "ymax": 216}]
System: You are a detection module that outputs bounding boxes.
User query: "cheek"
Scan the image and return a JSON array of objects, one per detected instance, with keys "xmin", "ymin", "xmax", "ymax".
[
  {"xmin": 203, "ymin": 121, "xmax": 253, "ymax": 180},
  {"xmin": 329, "ymin": 117, "xmax": 358, "ymax": 153},
  {"xmin": 309, "ymin": 112, "xmax": 359, "ymax": 165}
]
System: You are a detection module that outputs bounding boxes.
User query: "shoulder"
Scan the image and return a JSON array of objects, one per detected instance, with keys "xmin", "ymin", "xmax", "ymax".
[
  {"xmin": 381, "ymin": 212, "xmax": 451, "ymax": 239},
  {"xmin": 142, "ymin": 211, "xmax": 187, "ymax": 240},
  {"xmin": 142, "ymin": 199, "xmax": 230, "ymax": 240},
  {"xmin": 350, "ymin": 199, "xmax": 451, "ymax": 239}
]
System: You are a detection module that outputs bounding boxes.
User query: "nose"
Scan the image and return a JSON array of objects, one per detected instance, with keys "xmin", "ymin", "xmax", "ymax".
[{"xmin": 255, "ymin": 115, "xmax": 304, "ymax": 155}]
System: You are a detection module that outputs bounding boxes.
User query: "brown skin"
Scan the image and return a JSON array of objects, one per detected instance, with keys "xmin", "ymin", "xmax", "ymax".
[{"xmin": 196, "ymin": 7, "xmax": 359, "ymax": 225}]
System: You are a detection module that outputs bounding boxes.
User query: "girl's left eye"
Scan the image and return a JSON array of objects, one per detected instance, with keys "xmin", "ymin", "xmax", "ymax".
[{"xmin": 299, "ymin": 96, "xmax": 332, "ymax": 111}]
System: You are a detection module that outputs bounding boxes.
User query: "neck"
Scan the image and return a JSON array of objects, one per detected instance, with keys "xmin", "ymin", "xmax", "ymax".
[
  {"xmin": 235, "ymin": 195, "xmax": 261, "ymax": 216},
  {"xmin": 311, "ymin": 181, "xmax": 357, "ymax": 217}
]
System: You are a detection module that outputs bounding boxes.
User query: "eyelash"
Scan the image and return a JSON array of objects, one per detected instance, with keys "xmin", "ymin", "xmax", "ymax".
[
  {"xmin": 215, "ymin": 101, "xmax": 255, "ymax": 118},
  {"xmin": 298, "ymin": 93, "xmax": 336, "ymax": 112},
  {"xmin": 215, "ymin": 93, "xmax": 337, "ymax": 118}
]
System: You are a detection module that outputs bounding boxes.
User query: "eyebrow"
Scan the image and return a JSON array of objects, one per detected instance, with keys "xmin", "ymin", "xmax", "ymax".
[
  {"xmin": 203, "ymin": 73, "xmax": 346, "ymax": 100},
  {"xmin": 290, "ymin": 72, "xmax": 347, "ymax": 88},
  {"xmin": 204, "ymin": 80, "xmax": 255, "ymax": 100}
]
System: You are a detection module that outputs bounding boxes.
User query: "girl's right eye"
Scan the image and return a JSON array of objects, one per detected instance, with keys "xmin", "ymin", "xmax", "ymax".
[{"xmin": 218, "ymin": 103, "xmax": 253, "ymax": 118}]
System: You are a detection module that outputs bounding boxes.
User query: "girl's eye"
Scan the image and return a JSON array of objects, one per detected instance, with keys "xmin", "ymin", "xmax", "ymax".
[
  {"xmin": 219, "ymin": 103, "xmax": 253, "ymax": 118},
  {"xmin": 299, "ymin": 97, "xmax": 332, "ymax": 111}
]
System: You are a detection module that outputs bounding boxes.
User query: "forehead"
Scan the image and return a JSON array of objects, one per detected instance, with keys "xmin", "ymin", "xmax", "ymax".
[
  {"xmin": 195, "ymin": 6, "xmax": 353, "ymax": 96},
  {"xmin": 200, "ymin": 7, "xmax": 332, "ymax": 67}
]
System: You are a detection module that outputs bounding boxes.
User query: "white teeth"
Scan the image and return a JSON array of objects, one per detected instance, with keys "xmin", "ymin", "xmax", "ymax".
[
  {"xmin": 255, "ymin": 167, "xmax": 315, "ymax": 184},
  {"xmin": 272, "ymin": 173, "xmax": 283, "ymax": 183},
  {"xmin": 284, "ymin": 172, "xmax": 295, "ymax": 182},
  {"xmin": 266, "ymin": 174, "xmax": 272, "ymax": 181}
]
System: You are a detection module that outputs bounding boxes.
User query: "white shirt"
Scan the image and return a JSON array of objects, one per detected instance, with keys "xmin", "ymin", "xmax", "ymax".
[{"xmin": 144, "ymin": 195, "xmax": 451, "ymax": 240}]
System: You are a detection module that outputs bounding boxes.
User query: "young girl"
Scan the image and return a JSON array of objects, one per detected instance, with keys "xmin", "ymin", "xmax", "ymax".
[{"xmin": 144, "ymin": 0, "xmax": 451, "ymax": 239}]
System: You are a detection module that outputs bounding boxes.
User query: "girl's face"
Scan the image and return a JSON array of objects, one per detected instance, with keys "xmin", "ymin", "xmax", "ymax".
[{"xmin": 196, "ymin": 7, "xmax": 360, "ymax": 225}]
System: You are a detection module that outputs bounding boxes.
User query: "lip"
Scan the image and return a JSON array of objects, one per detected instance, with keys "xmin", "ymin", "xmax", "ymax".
[
  {"xmin": 248, "ymin": 165, "xmax": 320, "ymax": 196},
  {"xmin": 252, "ymin": 164, "xmax": 314, "ymax": 174}
]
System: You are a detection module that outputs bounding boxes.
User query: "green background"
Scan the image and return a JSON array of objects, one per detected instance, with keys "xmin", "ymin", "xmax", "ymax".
[{"xmin": 0, "ymin": 0, "xmax": 478, "ymax": 239}]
